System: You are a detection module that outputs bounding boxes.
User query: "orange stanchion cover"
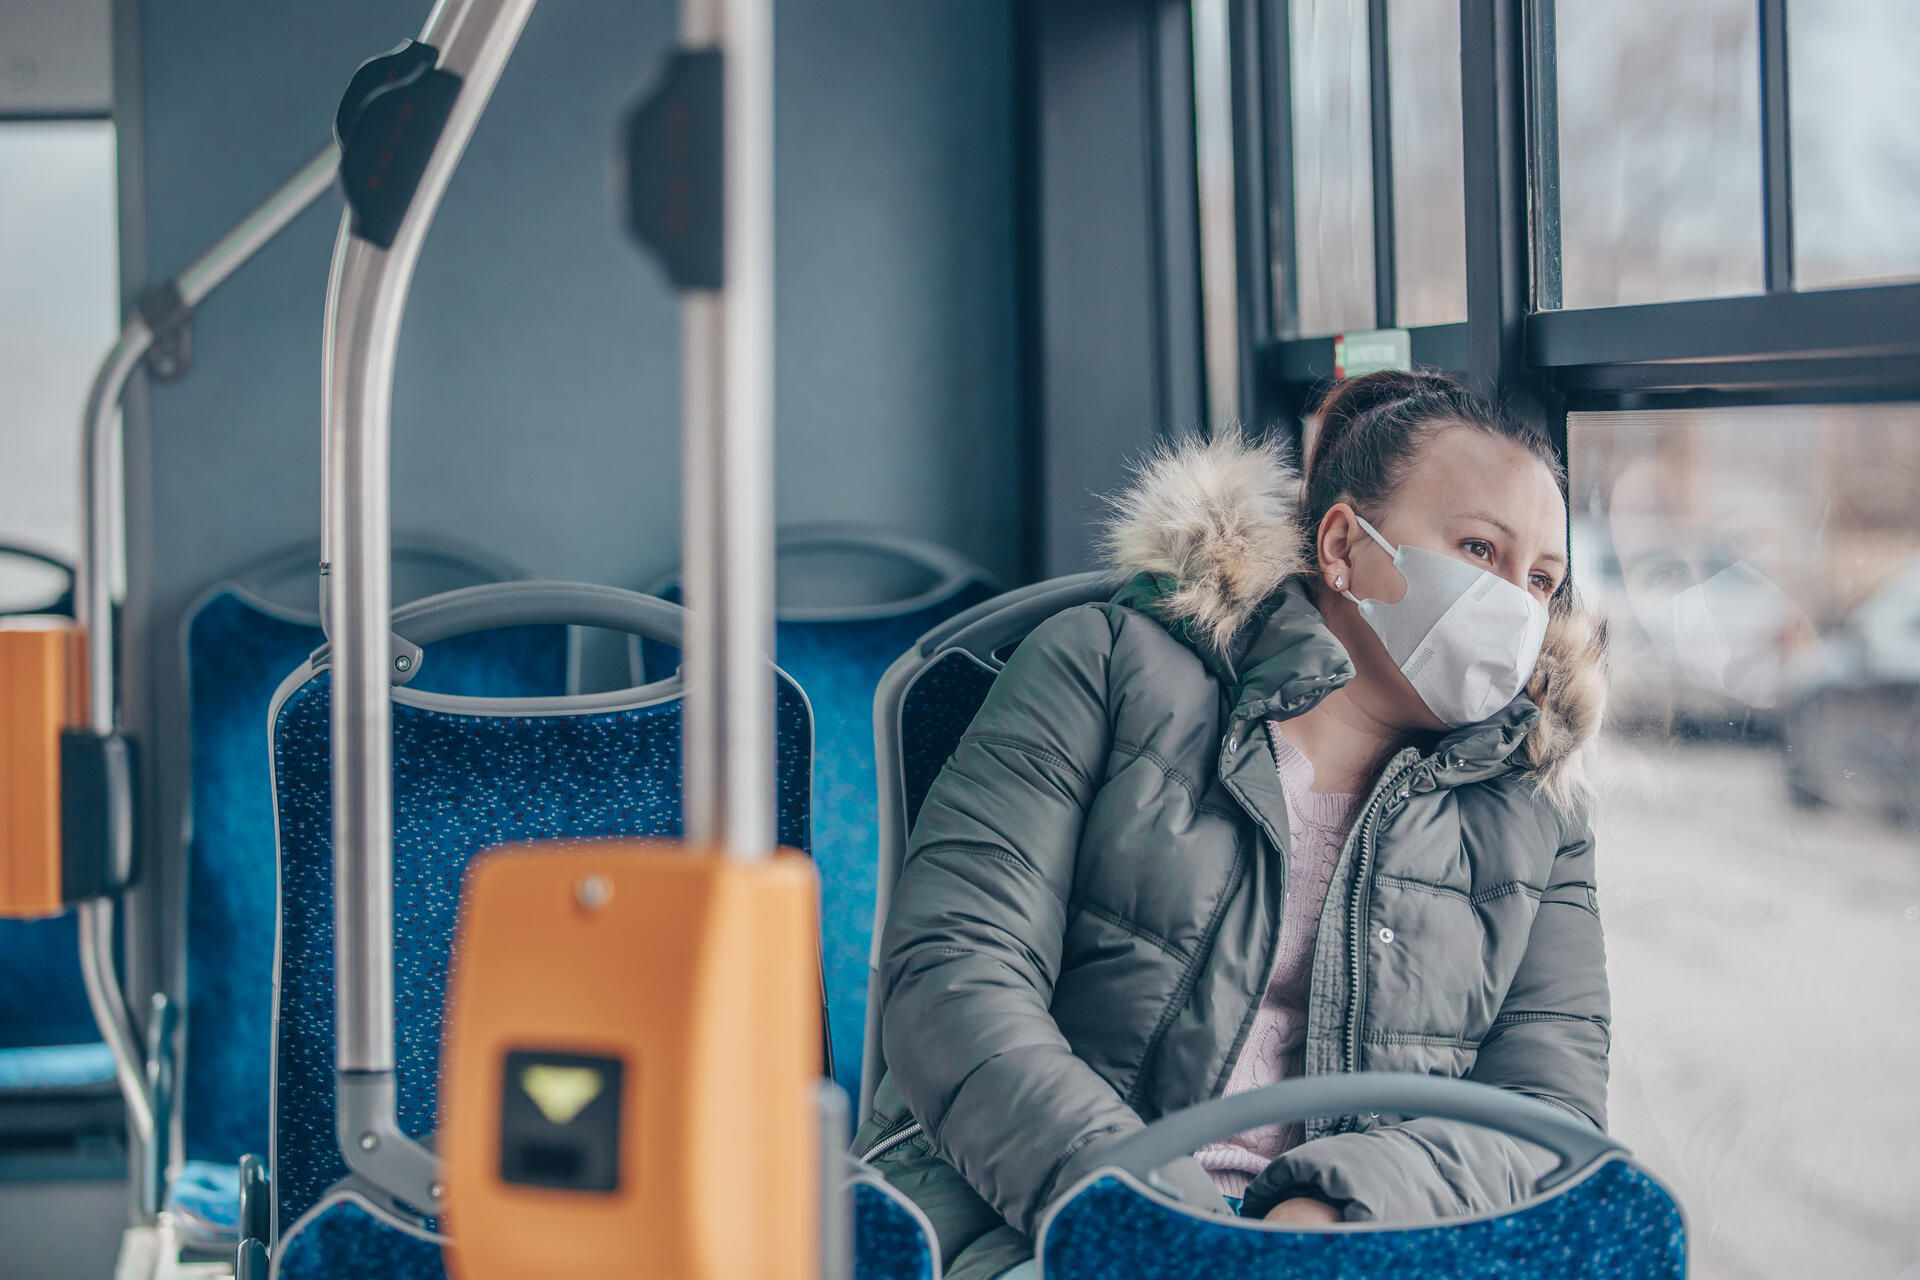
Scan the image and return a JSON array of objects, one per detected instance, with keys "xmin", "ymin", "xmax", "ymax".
[
  {"xmin": 0, "ymin": 619, "xmax": 86, "ymax": 918},
  {"xmin": 441, "ymin": 841, "xmax": 821, "ymax": 1280}
]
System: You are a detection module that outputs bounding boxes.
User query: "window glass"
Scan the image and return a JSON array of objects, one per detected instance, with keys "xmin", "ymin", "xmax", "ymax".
[
  {"xmin": 1569, "ymin": 405, "xmax": 1920, "ymax": 1278},
  {"xmin": 0, "ymin": 121, "xmax": 120, "ymax": 608},
  {"xmin": 1788, "ymin": 0, "xmax": 1920, "ymax": 289},
  {"xmin": 1386, "ymin": 0, "xmax": 1464, "ymax": 326},
  {"xmin": 1551, "ymin": 0, "xmax": 1763, "ymax": 308},
  {"xmin": 1285, "ymin": 0, "xmax": 1374, "ymax": 335}
]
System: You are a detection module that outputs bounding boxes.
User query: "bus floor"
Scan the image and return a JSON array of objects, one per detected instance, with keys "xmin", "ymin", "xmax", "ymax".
[{"xmin": 0, "ymin": 1171, "xmax": 124, "ymax": 1278}]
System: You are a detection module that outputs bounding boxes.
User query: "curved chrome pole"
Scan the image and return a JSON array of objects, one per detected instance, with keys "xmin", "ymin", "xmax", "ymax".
[
  {"xmin": 78, "ymin": 143, "xmax": 340, "ymax": 732},
  {"xmin": 76, "ymin": 900, "xmax": 153, "ymax": 1144},
  {"xmin": 323, "ymin": 0, "xmax": 536, "ymax": 1215},
  {"xmin": 69, "ymin": 143, "xmax": 340, "ymax": 1199}
]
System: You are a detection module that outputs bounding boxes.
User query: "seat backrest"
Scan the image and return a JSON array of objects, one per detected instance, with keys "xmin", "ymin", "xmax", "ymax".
[
  {"xmin": 1039, "ymin": 1156, "xmax": 1685, "ymax": 1280},
  {"xmin": 0, "ymin": 547, "xmax": 97, "ymax": 1081},
  {"xmin": 637, "ymin": 529, "xmax": 995, "ymax": 1108},
  {"xmin": 859, "ymin": 573, "xmax": 1113, "ymax": 1120},
  {"xmin": 180, "ymin": 545, "xmax": 567, "ymax": 1169},
  {"xmin": 266, "ymin": 585, "xmax": 814, "ymax": 1259},
  {"xmin": 1037, "ymin": 1073, "xmax": 1684, "ymax": 1280}
]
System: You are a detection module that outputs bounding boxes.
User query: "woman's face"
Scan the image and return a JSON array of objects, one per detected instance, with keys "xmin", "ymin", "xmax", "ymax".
[{"xmin": 1321, "ymin": 425, "xmax": 1569, "ymax": 730}]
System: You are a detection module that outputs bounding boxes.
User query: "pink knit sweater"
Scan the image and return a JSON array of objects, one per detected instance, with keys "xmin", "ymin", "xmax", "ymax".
[{"xmin": 1195, "ymin": 720, "xmax": 1359, "ymax": 1199}]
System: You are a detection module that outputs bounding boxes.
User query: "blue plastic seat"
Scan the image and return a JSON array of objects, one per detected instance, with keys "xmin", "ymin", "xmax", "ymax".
[
  {"xmin": 858, "ymin": 573, "xmax": 1111, "ymax": 1121},
  {"xmin": 168, "ymin": 547, "xmax": 568, "ymax": 1244},
  {"xmin": 0, "ymin": 547, "xmax": 118, "ymax": 1133},
  {"xmin": 264, "ymin": 583, "xmax": 814, "ymax": 1278},
  {"xmin": 640, "ymin": 529, "xmax": 994, "ymax": 1105},
  {"xmin": 1035, "ymin": 1076, "xmax": 1687, "ymax": 1280}
]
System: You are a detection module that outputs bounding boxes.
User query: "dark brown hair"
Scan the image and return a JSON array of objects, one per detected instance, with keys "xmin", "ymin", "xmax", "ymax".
[{"xmin": 1302, "ymin": 369, "xmax": 1567, "ymax": 591}]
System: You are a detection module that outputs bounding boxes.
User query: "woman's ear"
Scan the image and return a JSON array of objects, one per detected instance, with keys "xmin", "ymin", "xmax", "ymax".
[{"xmin": 1317, "ymin": 503, "xmax": 1359, "ymax": 598}]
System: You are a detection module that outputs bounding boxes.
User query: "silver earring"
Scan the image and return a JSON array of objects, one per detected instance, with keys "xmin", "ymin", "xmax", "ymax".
[{"xmin": 1334, "ymin": 575, "xmax": 1345, "ymax": 590}]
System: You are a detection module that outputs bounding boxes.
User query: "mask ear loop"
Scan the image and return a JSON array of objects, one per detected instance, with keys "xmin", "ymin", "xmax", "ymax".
[{"xmin": 1340, "ymin": 509, "xmax": 1400, "ymax": 605}]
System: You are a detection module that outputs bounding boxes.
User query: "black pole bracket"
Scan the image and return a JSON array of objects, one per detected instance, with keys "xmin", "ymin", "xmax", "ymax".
[
  {"xmin": 621, "ymin": 50, "xmax": 726, "ymax": 291},
  {"xmin": 136, "ymin": 281, "xmax": 194, "ymax": 382},
  {"xmin": 334, "ymin": 40, "xmax": 463, "ymax": 251}
]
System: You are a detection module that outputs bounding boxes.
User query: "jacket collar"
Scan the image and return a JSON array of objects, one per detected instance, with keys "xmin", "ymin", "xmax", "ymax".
[{"xmin": 1115, "ymin": 570, "xmax": 1540, "ymax": 787}]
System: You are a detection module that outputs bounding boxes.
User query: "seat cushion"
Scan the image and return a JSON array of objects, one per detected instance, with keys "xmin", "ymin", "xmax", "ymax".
[
  {"xmin": 0, "ymin": 1043, "xmax": 115, "ymax": 1091},
  {"xmin": 165, "ymin": 1159, "xmax": 242, "ymax": 1245}
]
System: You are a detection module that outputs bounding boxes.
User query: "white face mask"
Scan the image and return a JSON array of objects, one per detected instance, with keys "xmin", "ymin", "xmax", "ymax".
[
  {"xmin": 1340, "ymin": 512, "xmax": 1551, "ymax": 727},
  {"xmin": 1643, "ymin": 561, "xmax": 1798, "ymax": 709}
]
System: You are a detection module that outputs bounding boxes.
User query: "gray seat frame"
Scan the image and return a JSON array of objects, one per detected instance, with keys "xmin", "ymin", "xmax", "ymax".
[{"xmin": 859, "ymin": 572, "xmax": 1113, "ymax": 1122}]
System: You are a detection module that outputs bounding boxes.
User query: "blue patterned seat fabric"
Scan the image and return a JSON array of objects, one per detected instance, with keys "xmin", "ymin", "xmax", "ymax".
[
  {"xmin": 898, "ymin": 650, "xmax": 1001, "ymax": 836},
  {"xmin": 183, "ymin": 590, "xmax": 568, "ymax": 1170},
  {"xmin": 269, "ymin": 667, "xmax": 812, "ymax": 1277},
  {"xmin": 274, "ymin": 1191, "xmax": 445, "ymax": 1280},
  {"xmin": 639, "ymin": 577, "xmax": 992, "ymax": 1105},
  {"xmin": 1038, "ymin": 1159, "xmax": 1686, "ymax": 1280},
  {"xmin": 853, "ymin": 1175, "xmax": 940, "ymax": 1280}
]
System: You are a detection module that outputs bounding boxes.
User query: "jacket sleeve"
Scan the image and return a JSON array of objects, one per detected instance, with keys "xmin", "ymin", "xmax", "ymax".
[
  {"xmin": 1242, "ymin": 810, "xmax": 1612, "ymax": 1222},
  {"xmin": 877, "ymin": 604, "xmax": 1228, "ymax": 1237}
]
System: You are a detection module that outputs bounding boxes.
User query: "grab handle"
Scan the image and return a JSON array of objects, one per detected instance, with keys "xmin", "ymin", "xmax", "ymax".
[
  {"xmin": 307, "ymin": 582, "xmax": 688, "ymax": 674},
  {"xmin": 1102, "ymin": 1073, "xmax": 1623, "ymax": 1196}
]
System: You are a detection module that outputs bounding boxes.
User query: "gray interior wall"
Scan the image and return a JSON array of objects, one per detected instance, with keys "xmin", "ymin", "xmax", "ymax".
[
  {"xmin": 115, "ymin": 0, "xmax": 1019, "ymax": 997},
  {"xmin": 1030, "ymin": 0, "xmax": 1203, "ymax": 577}
]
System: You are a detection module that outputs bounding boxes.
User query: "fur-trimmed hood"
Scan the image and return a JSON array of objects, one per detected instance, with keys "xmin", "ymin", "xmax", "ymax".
[{"xmin": 1099, "ymin": 427, "xmax": 1607, "ymax": 812}]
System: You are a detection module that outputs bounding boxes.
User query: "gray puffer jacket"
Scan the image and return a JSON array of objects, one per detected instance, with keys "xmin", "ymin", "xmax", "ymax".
[{"xmin": 852, "ymin": 430, "xmax": 1611, "ymax": 1280}]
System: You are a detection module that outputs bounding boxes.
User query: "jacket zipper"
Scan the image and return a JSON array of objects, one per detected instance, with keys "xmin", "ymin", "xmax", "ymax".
[
  {"xmin": 859, "ymin": 1118, "xmax": 924, "ymax": 1164},
  {"xmin": 1209, "ymin": 720, "xmax": 1290, "ymax": 1105},
  {"xmin": 1338, "ymin": 750, "xmax": 1421, "ymax": 1132}
]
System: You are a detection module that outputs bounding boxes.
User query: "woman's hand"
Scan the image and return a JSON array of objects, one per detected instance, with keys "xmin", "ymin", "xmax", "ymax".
[{"xmin": 1262, "ymin": 1195, "xmax": 1344, "ymax": 1225}]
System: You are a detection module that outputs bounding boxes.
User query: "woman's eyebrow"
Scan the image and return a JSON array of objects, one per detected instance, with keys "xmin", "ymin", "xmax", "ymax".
[{"xmin": 1460, "ymin": 510, "xmax": 1567, "ymax": 569}]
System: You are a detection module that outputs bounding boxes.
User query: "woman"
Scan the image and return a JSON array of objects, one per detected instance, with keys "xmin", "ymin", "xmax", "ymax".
[{"xmin": 853, "ymin": 370, "xmax": 1610, "ymax": 1280}]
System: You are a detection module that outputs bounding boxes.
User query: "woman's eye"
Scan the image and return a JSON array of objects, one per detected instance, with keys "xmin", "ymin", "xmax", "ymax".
[
  {"xmin": 1530, "ymin": 574, "xmax": 1554, "ymax": 593},
  {"xmin": 1463, "ymin": 540, "xmax": 1493, "ymax": 560}
]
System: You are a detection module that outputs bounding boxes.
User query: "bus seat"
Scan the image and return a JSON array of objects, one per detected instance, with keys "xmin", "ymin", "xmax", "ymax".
[
  {"xmin": 859, "ymin": 574, "xmax": 1112, "ymax": 1122},
  {"xmin": 262, "ymin": 583, "xmax": 813, "ymax": 1276},
  {"xmin": 168, "ymin": 548, "xmax": 568, "ymax": 1245},
  {"xmin": 636, "ymin": 528, "xmax": 994, "ymax": 1108},
  {"xmin": 0, "ymin": 548, "xmax": 122, "ymax": 1137},
  {"xmin": 1033, "ymin": 1075, "xmax": 1688, "ymax": 1280}
]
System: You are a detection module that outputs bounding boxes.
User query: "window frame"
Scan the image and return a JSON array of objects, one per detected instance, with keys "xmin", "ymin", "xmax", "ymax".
[{"xmin": 1236, "ymin": 0, "xmax": 1920, "ymax": 428}]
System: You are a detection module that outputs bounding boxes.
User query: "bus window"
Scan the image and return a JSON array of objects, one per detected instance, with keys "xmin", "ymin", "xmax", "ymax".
[
  {"xmin": 0, "ymin": 121, "xmax": 121, "ymax": 603},
  {"xmin": 1570, "ymin": 404, "xmax": 1920, "ymax": 1280},
  {"xmin": 1550, "ymin": 0, "xmax": 1763, "ymax": 308}
]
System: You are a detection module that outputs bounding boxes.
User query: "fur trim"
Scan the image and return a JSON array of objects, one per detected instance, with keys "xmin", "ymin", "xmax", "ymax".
[
  {"xmin": 1523, "ymin": 604, "xmax": 1608, "ymax": 815},
  {"xmin": 1099, "ymin": 425, "xmax": 1607, "ymax": 809},
  {"xmin": 1098, "ymin": 426, "xmax": 1309, "ymax": 653}
]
